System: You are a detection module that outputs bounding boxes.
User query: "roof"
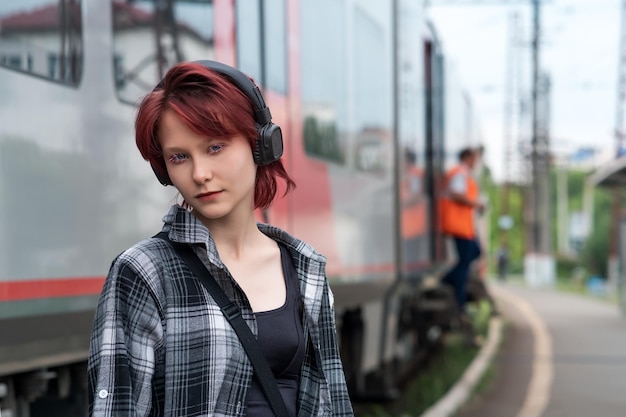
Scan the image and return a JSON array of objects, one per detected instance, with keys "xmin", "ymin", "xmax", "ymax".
[
  {"xmin": 0, "ymin": 2, "xmax": 152, "ymax": 31},
  {"xmin": 0, "ymin": 4, "xmax": 64, "ymax": 31},
  {"xmin": 0, "ymin": 2, "xmax": 209, "ymax": 41},
  {"xmin": 588, "ymin": 156, "xmax": 626, "ymax": 187}
]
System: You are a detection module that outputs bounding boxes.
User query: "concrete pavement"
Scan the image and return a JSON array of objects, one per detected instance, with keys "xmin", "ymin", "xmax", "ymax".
[{"xmin": 456, "ymin": 282, "xmax": 626, "ymax": 417}]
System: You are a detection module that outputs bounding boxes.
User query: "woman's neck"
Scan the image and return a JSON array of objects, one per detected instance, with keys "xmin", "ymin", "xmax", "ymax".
[{"xmin": 199, "ymin": 210, "xmax": 269, "ymax": 261}]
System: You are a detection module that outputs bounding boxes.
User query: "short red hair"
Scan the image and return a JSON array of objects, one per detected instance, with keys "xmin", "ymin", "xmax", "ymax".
[{"xmin": 135, "ymin": 62, "xmax": 295, "ymax": 209}]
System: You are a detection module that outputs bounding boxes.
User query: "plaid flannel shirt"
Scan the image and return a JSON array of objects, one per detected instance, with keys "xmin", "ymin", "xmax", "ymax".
[{"xmin": 88, "ymin": 205, "xmax": 354, "ymax": 417}]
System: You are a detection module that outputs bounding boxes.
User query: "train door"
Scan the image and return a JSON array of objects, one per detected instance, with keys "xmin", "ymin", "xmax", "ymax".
[
  {"xmin": 397, "ymin": 1, "xmax": 431, "ymax": 277},
  {"xmin": 296, "ymin": 0, "xmax": 399, "ymax": 399},
  {"xmin": 424, "ymin": 36, "xmax": 447, "ymax": 266}
]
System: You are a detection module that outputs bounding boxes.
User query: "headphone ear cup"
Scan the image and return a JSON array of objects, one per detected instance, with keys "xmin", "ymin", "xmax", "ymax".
[
  {"xmin": 253, "ymin": 123, "xmax": 283, "ymax": 166},
  {"xmin": 151, "ymin": 163, "xmax": 172, "ymax": 186}
]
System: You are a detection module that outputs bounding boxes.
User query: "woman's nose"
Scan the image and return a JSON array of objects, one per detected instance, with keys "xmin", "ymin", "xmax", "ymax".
[{"xmin": 192, "ymin": 159, "xmax": 213, "ymax": 183}]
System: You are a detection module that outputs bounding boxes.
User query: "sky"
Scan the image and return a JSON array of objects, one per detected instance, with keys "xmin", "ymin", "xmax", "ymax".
[{"xmin": 428, "ymin": 0, "xmax": 621, "ymax": 182}]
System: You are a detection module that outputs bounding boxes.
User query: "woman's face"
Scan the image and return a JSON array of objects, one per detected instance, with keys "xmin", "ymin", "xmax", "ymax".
[{"xmin": 159, "ymin": 109, "xmax": 257, "ymax": 225}]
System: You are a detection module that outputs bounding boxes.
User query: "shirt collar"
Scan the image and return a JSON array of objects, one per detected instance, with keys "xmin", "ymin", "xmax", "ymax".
[
  {"xmin": 161, "ymin": 205, "xmax": 326, "ymax": 265},
  {"xmin": 459, "ymin": 163, "xmax": 471, "ymax": 173},
  {"xmin": 162, "ymin": 204, "xmax": 212, "ymax": 245}
]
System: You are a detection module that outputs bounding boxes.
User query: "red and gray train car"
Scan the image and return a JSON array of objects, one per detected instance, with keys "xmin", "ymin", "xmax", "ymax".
[{"xmin": 0, "ymin": 1, "xmax": 481, "ymax": 415}]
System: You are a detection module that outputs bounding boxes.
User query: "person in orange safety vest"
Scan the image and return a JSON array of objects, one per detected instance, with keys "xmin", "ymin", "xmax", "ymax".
[{"xmin": 440, "ymin": 147, "xmax": 485, "ymax": 316}]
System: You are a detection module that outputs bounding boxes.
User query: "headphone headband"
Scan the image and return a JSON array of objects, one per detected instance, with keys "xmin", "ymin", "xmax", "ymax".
[{"xmin": 193, "ymin": 60, "xmax": 272, "ymax": 125}]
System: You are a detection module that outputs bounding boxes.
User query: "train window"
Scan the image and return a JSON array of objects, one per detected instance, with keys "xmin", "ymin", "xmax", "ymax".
[
  {"xmin": 301, "ymin": 2, "xmax": 392, "ymax": 169},
  {"xmin": 0, "ymin": 0, "xmax": 83, "ymax": 86},
  {"xmin": 263, "ymin": 0, "xmax": 287, "ymax": 93},
  {"xmin": 112, "ymin": 0, "xmax": 215, "ymax": 104},
  {"xmin": 352, "ymin": 5, "xmax": 391, "ymax": 172},
  {"xmin": 235, "ymin": 0, "xmax": 287, "ymax": 94},
  {"xmin": 235, "ymin": 1, "xmax": 261, "ymax": 84},
  {"xmin": 300, "ymin": 0, "xmax": 347, "ymax": 165},
  {"xmin": 397, "ymin": 0, "xmax": 426, "ymax": 168}
]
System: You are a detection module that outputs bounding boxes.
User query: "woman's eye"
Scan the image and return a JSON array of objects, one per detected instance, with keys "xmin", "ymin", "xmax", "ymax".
[
  {"xmin": 208, "ymin": 144, "xmax": 224, "ymax": 154},
  {"xmin": 168, "ymin": 153, "xmax": 187, "ymax": 164}
]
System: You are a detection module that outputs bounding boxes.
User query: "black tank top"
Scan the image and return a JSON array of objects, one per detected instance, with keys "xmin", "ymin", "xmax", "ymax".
[{"xmin": 246, "ymin": 244, "xmax": 305, "ymax": 417}]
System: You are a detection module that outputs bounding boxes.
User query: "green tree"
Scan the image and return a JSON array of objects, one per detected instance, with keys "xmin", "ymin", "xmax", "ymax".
[
  {"xmin": 482, "ymin": 167, "xmax": 525, "ymax": 274},
  {"xmin": 486, "ymin": 167, "xmax": 612, "ymax": 281},
  {"xmin": 581, "ymin": 187, "xmax": 612, "ymax": 277}
]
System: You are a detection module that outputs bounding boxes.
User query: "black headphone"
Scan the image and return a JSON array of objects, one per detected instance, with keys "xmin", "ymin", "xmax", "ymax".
[{"xmin": 151, "ymin": 59, "xmax": 284, "ymax": 186}]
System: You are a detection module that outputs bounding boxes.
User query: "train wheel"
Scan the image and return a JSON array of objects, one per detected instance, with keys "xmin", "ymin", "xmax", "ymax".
[{"xmin": 0, "ymin": 377, "xmax": 27, "ymax": 417}]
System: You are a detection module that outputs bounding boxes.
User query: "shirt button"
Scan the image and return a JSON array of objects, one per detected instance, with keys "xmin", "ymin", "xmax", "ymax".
[{"xmin": 98, "ymin": 389, "xmax": 108, "ymax": 399}]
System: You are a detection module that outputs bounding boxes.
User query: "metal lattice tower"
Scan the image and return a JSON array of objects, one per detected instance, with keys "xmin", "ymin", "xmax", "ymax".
[
  {"xmin": 500, "ymin": 11, "xmax": 522, "ymax": 246},
  {"xmin": 502, "ymin": 12, "xmax": 517, "ymax": 195}
]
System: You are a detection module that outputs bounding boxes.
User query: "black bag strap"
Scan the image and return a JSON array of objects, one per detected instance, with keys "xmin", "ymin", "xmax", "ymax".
[{"xmin": 153, "ymin": 232, "xmax": 289, "ymax": 417}]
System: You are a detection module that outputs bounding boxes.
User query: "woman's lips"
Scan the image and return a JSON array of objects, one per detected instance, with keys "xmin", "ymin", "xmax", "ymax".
[{"xmin": 196, "ymin": 191, "xmax": 222, "ymax": 200}]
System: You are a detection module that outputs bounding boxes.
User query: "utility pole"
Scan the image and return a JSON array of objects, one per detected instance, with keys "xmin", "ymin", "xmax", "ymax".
[{"xmin": 524, "ymin": 0, "xmax": 554, "ymax": 286}]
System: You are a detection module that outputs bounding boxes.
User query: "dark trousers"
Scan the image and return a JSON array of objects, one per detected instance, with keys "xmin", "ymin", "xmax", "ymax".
[{"xmin": 442, "ymin": 237, "xmax": 482, "ymax": 313}]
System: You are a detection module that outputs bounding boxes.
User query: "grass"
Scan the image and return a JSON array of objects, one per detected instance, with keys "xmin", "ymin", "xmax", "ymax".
[{"xmin": 354, "ymin": 300, "xmax": 495, "ymax": 417}]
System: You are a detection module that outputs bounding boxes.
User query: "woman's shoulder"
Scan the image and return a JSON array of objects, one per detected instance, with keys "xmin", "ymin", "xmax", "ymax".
[{"xmin": 111, "ymin": 234, "xmax": 178, "ymax": 277}]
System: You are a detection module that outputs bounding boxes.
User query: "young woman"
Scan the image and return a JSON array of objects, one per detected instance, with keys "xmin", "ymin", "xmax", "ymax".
[{"xmin": 87, "ymin": 60, "xmax": 354, "ymax": 417}]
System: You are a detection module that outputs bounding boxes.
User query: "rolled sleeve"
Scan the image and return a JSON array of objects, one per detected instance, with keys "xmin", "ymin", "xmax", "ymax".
[{"xmin": 88, "ymin": 259, "xmax": 164, "ymax": 417}]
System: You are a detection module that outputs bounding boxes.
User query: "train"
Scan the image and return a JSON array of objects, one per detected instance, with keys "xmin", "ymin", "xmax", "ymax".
[{"xmin": 0, "ymin": 1, "xmax": 483, "ymax": 416}]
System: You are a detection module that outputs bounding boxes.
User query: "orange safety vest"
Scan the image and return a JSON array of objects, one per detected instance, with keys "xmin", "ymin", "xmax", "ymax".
[{"xmin": 440, "ymin": 164, "xmax": 479, "ymax": 239}]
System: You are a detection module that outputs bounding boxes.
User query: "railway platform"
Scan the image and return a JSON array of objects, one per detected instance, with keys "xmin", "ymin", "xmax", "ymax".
[{"xmin": 432, "ymin": 281, "xmax": 626, "ymax": 417}]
